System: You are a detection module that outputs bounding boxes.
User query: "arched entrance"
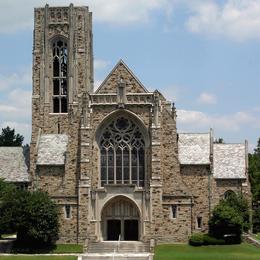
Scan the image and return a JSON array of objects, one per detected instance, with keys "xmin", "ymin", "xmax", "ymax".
[{"xmin": 101, "ymin": 196, "xmax": 140, "ymax": 241}]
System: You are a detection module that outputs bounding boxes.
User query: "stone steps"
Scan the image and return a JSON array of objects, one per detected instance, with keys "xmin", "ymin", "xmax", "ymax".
[
  {"xmin": 81, "ymin": 253, "xmax": 152, "ymax": 260},
  {"xmin": 87, "ymin": 241, "xmax": 150, "ymax": 254}
]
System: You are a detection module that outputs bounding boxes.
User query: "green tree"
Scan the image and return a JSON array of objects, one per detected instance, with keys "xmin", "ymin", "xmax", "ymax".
[
  {"xmin": 249, "ymin": 138, "xmax": 260, "ymax": 204},
  {"xmin": 15, "ymin": 190, "xmax": 59, "ymax": 245},
  {"xmin": 0, "ymin": 126, "xmax": 24, "ymax": 146},
  {"xmin": 214, "ymin": 138, "xmax": 224, "ymax": 144},
  {"xmin": 209, "ymin": 193, "xmax": 250, "ymax": 243},
  {"xmin": 0, "ymin": 185, "xmax": 59, "ymax": 245},
  {"xmin": 248, "ymin": 138, "xmax": 260, "ymax": 233},
  {"xmin": 0, "ymin": 179, "xmax": 17, "ymax": 236}
]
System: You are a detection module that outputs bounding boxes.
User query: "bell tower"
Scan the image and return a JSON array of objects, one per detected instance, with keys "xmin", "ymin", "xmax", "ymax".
[
  {"xmin": 30, "ymin": 4, "xmax": 93, "ymax": 242},
  {"xmin": 31, "ymin": 4, "xmax": 93, "ymax": 135}
]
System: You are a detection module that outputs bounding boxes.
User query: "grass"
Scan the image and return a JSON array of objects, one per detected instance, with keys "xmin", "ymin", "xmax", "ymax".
[
  {"xmin": 51, "ymin": 244, "xmax": 83, "ymax": 254},
  {"xmin": 0, "ymin": 257, "xmax": 77, "ymax": 260},
  {"xmin": 154, "ymin": 243, "xmax": 260, "ymax": 260},
  {"xmin": 10, "ymin": 243, "xmax": 83, "ymax": 254}
]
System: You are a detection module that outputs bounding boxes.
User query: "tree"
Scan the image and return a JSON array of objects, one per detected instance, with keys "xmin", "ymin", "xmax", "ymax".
[
  {"xmin": 0, "ymin": 179, "xmax": 17, "ymax": 236},
  {"xmin": 0, "ymin": 185, "xmax": 59, "ymax": 246},
  {"xmin": 214, "ymin": 138, "xmax": 224, "ymax": 144},
  {"xmin": 248, "ymin": 138, "xmax": 260, "ymax": 233},
  {"xmin": 209, "ymin": 193, "xmax": 250, "ymax": 243},
  {"xmin": 0, "ymin": 126, "xmax": 24, "ymax": 146}
]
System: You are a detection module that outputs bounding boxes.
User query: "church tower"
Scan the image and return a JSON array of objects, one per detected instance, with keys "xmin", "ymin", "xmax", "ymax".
[{"xmin": 30, "ymin": 4, "xmax": 94, "ymax": 242}]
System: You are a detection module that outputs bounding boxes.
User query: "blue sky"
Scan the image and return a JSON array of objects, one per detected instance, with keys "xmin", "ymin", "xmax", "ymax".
[{"xmin": 0, "ymin": 0, "xmax": 260, "ymax": 151}]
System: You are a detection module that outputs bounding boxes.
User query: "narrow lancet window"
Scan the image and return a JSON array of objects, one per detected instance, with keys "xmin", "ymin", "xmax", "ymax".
[{"xmin": 52, "ymin": 39, "xmax": 68, "ymax": 113}]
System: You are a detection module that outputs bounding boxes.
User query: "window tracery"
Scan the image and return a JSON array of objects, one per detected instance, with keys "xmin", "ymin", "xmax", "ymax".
[
  {"xmin": 100, "ymin": 117, "xmax": 145, "ymax": 187},
  {"xmin": 52, "ymin": 39, "xmax": 68, "ymax": 113}
]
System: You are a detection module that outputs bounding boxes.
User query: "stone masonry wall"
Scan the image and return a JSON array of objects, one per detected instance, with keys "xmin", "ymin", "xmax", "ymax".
[{"xmin": 181, "ymin": 165, "xmax": 211, "ymax": 232}]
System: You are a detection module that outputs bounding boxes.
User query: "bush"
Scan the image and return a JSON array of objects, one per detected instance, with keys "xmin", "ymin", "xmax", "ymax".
[
  {"xmin": 189, "ymin": 233, "xmax": 204, "ymax": 246},
  {"xmin": 0, "ymin": 185, "xmax": 59, "ymax": 246},
  {"xmin": 15, "ymin": 190, "xmax": 59, "ymax": 245},
  {"xmin": 203, "ymin": 234, "xmax": 225, "ymax": 245},
  {"xmin": 189, "ymin": 233, "xmax": 225, "ymax": 246},
  {"xmin": 209, "ymin": 203, "xmax": 243, "ymax": 240},
  {"xmin": 253, "ymin": 208, "xmax": 260, "ymax": 233},
  {"xmin": 208, "ymin": 193, "xmax": 250, "ymax": 244}
]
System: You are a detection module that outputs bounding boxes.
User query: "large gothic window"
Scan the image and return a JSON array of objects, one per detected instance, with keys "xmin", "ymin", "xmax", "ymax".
[
  {"xmin": 52, "ymin": 39, "xmax": 68, "ymax": 113},
  {"xmin": 100, "ymin": 117, "xmax": 145, "ymax": 187}
]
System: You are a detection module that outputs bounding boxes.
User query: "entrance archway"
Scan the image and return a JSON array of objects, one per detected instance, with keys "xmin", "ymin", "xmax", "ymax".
[{"xmin": 101, "ymin": 196, "xmax": 140, "ymax": 241}]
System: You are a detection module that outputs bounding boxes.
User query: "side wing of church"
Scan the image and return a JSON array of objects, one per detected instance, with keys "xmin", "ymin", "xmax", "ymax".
[{"xmin": 29, "ymin": 4, "xmax": 251, "ymax": 245}]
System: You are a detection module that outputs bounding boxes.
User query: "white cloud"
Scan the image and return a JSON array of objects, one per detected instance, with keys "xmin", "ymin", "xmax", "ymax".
[
  {"xmin": 0, "ymin": 66, "xmax": 31, "ymax": 91},
  {"xmin": 0, "ymin": 66, "xmax": 32, "ymax": 145},
  {"xmin": 177, "ymin": 109, "xmax": 260, "ymax": 133},
  {"xmin": 0, "ymin": 0, "xmax": 170, "ymax": 33},
  {"xmin": 185, "ymin": 0, "xmax": 260, "ymax": 41},
  {"xmin": 197, "ymin": 92, "xmax": 217, "ymax": 104},
  {"xmin": 94, "ymin": 59, "xmax": 110, "ymax": 70},
  {"xmin": 0, "ymin": 105, "xmax": 17, "ymax": 113}
]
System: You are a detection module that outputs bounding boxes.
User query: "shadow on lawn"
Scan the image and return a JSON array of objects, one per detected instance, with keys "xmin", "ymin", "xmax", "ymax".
[{"xmin": 0, "ymin": 238, "xmax": 58, "ymax": 254}]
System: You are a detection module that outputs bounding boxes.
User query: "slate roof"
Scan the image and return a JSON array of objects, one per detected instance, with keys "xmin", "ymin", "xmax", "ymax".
[
  {"xmin": 178, "ymin": 133, "xmax": 210, "ymax": 164},
  {"xmin": 0, "ymin": 147, "xmax": 29, "ymax": 182},
  {"xmin": 213, "ymin": 143, "xmax": 246, "ymax": 179},
  {"xmin": 36, "ymin": 134, "xmax": 68, "ymax": 165}
]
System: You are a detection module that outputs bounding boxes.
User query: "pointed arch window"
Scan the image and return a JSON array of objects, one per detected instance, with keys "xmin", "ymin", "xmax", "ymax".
[
  {"xmin": 99, "ymin": 117, "xmax": 145, "ymax": 187},
  {"xmin": 52, "ymin": 39, "xmax": 68, "ymax": 113}
]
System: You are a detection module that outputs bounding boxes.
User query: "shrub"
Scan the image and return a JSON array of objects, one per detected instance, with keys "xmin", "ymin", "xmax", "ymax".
[
  {"xmin": 253, "ymin": 207, "xmax": 260, "ymax": 233},
  {"xmin": 189, "ymin": 233, "xmax": 204, "ymax": 246},
  {"xmin": 209, "ymin": 193, "xmax": 250, "ymax": 244},
  {"xmin": 209, "ymin": 203, "xmax": 243, "ymax": 240},
  {"xmin": 15, "ymin": 190, "xmax": 59, "ymax": 245},
  {"xmin": 203, "ymin": 234, "xmax": 225, "ymax": 245},
  {"xmin": 0, "ymin": 185, "xmax": 59, "ymax": 246}
]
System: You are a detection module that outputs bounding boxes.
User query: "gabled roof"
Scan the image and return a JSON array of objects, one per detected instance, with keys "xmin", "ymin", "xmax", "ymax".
[
  {"xmin": 213, "ymin": 143, "xmax": 246, "ymax": 179},
  {"xmin": 178, "ymin": 133, "xmax": 210, "ymax": 165},
  {"xmin": 37, "ymin": 134, "xmax": 68, "ymax": 165},
  {"xmin": 0, "ymin": 147, "xmax": 29, "ymax": 182},
  {"xmin": 95, "ymin": 59, "xmax": 149, "ymax": 94}
]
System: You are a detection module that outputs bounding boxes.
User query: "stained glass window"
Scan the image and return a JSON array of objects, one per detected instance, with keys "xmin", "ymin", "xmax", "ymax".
[{"xmin": 99, "ymin": 117, "xmax": 145, "ymax": 187}]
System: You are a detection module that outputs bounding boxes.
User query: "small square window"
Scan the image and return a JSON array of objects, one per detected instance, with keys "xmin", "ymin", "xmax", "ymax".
[
  {"xmin": 65, "ymin": 205, "xmax": 71, "ymax": 219},
  {"xmin": 171, "ymin": 205, "xmax": 177, "ymax": 219},
  {"xmin": 197, "ymin": 216, "xmax": 202, "ymax": 229}
]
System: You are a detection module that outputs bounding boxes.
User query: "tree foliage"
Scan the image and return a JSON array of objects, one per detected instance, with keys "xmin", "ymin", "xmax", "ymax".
[
  {"xmin": 0, "ymin": 182, "xmax": 59, "ymax": 245},
  {"xmin": 248, "ymin": 137, "xmax": 260, "ymax": 233},
  {"xmin": 249, "ymin": 138, "xmax": 260, "ymax": 204},
  {"xmin": 209, "ymin": 193, "xmax": 250, "ymax": 243},
  {"xmin": 214, "ymin": 138, "xmax": 224, "ymax": 144},
  {"xmin": 0, "ymin": 126, "xmax": 24, "ymax": 146}
]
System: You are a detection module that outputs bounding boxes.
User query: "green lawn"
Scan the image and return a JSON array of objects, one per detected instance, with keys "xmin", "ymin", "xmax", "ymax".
[
  {"xmin": 10, "ymin": 244, "xmax": 83, "ymax": 254},
  {"xmin": 0, "ymin": 257, "xmax": 76, "ymax": 260},
  {"xmin": 154, "ymin": 243, "xmax": 260, "ymax": 260}
]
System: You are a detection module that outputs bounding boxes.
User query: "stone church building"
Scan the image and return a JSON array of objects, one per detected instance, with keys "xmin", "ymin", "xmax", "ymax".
[{"xmin": 28, "ymin": 4, "xmax": 251, "ymax": 246}]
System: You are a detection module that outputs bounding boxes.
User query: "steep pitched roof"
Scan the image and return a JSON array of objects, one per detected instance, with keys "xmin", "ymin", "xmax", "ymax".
[
  {"xmin": 213, "ymin": 143, "xmax": 246, "ymax": 179},
  {"xmin": 37, "ymin": 134, "xmax": 68, "ymax": 165},
  {"xmin": 0, "ymin": 147, "xmax": 29, "ymax": 182},
  {"xmin": 178, "ymin": 133, "xmax": 210, "ymax": 164},
  {"xmin": 95, "ymin": 60, "xmax": 148, "ymax": 94}
]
